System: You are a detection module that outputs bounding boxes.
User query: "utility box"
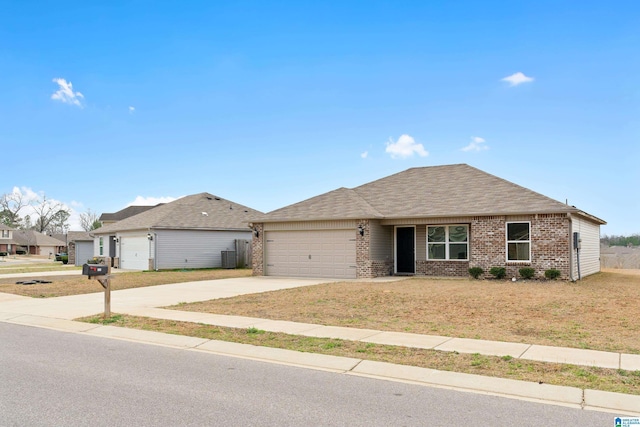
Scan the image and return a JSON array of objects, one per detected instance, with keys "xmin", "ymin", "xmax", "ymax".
[
  {"xmin": 83, "ymin": 263, "xmax": 108, "ymax": 277},
  {"xmin": 221, "ymin": 250, "xmax": 237, "ymax": 269}
]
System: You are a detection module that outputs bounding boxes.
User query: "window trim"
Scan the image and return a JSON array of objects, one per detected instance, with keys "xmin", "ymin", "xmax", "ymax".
[
  {"xmin": 427, "ymin": 224, "xmax": 469, "ymax": 261},
  {"xmin": 99, "ymin": 237, "xmax": 104, "ymax": 256},
  {"xmin": 506, "ymin": 221, "xmax": 531, "ymax": 262}
]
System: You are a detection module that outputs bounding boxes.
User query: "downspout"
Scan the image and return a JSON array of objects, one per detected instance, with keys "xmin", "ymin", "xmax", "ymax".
[{"xmin": 567, "ymin": 213, "xmax": 575, "ymax": 281}]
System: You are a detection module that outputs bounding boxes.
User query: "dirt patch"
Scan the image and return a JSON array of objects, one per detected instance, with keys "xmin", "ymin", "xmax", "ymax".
[
  {"xmin": 171, "ymin": 270, "xmax": 640, "ymax": 354},
  {"xmin": 0, "ymin": 268, "xmax": 252, "ymax": 298}
]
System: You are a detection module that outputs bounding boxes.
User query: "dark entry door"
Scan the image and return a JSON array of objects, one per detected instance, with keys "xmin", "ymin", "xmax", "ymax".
[{"xmin": 396, "ymin": 227, "xmax": 415, "ymax": 274}]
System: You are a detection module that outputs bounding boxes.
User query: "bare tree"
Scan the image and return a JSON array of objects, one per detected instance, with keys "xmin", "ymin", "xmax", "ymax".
[
  {"xmin": 0, "ymin": 192, "xmax": 28, "ymax": 228},
  {"xmin": 46, "ymin": 209, "xmax": 70, "ymax": 234},
  {"xmin": 79, "ymin": 209, "xmax": 101, "ymax": 231},
  {"xmin": 32, "ymin": 195, "xmax": 65, "ymax": 233}
]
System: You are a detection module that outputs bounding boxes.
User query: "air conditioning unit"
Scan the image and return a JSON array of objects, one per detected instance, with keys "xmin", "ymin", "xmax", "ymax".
[{"xmin": 221, "ymin": 250, "xmax": 237, "ymax": 269}]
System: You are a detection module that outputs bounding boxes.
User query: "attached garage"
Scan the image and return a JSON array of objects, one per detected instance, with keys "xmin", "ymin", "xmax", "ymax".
[
  {"xmin": 265, "ymin": 229, "xmax": 357, "ymax": 279},
  {"xmin": 74, "ymin": 241, "xmax": 94, "ymax": 266},
  {"xmin": 119, "ymin": 236, "xmax": 150, "ymax": 270}
]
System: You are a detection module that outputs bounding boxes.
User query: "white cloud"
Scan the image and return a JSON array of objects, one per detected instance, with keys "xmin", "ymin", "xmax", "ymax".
[
  {"xmin": 129, "ymin": 106, "xmax": 135, "ymax": 113},
  {"xmin": 461, "ymin": 136, "xmax": 489, "ymax": 152},
  {"xmin": 51, "ymin": 78, "xmax": 84, "ymax": 107},
  {"xmin": 361, "ymin": 151, "xmax": 368, "ymax": 159},
  {"xmin": 7, "ymin": 186, "xmax": 81, "ymax": 230},
  {"xmin": 501, "ymin": 72, "xmax": 534, "ymax": 86},
  {"xmin": 128, "ymin": 195, "xmax": 179, "ymax": 206},
  {"xmin": 385, "ymin": 134, "xmax": 428, "ymax": 159}
]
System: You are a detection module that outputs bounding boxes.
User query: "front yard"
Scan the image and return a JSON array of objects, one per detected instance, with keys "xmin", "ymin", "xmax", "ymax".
[{"xmin": 170, "ymin": 269, "xmax": 640, "ymax": 354}]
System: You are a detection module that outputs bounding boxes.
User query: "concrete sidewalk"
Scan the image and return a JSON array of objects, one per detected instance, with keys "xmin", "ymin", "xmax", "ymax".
[{"xmin": 1, "ymin": 275, "xmax": 639, "ymax": 415}]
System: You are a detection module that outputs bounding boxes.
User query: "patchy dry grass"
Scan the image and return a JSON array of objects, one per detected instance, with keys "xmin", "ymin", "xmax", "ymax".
[
  {"xmin": 0, "ymin": 268, "xmax": 252, "ymax": 298},
  {"xmin": 0, "ymin": 263, "xmax": 79, "ymax": 275},
  {"xmin": 78, "ymin": 314, "xmax": 640, "ymax": 395},
  {"xmin": 170, "ymin": 270, "xmax": 640, "ymax": 354}
]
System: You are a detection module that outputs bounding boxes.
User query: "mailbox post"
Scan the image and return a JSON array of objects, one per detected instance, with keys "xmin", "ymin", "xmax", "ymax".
[{"xmin": 82, "ymin": 257, "xmax": 112, "ymax": 318}]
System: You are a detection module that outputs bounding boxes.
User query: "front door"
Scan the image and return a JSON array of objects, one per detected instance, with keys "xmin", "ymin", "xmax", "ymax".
[{"xmin": 396, "ymin": 227, "xmax": 415, "ymax": 274}]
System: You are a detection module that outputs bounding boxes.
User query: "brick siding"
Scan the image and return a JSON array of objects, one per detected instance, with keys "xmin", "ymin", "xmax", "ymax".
[{"xmin": 251, "ymin": 223, "xmax": 264, "ymax": 276}]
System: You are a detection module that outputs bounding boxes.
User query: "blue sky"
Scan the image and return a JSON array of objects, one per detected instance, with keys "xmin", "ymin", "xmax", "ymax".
[{"xmin": 1, "ymin": 1, "xmax": 638, "ymax": 235}]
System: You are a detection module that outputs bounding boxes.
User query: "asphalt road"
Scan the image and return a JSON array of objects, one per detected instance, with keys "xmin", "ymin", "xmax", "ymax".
[{"xmin": 0, "ymin": 323, "xmax": 615, "ymax": 426}]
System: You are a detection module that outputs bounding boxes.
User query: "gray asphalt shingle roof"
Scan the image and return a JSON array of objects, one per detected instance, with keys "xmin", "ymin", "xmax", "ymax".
[
  {"xmin": 99, "ymin": 205, "xmax": 161, "ymax": 222},
  {"xmin": 261, "ymin": 164, "xmax": 605, "ymax": 223},
  {"xmin": 94, "ymin": 193, "xmax": 264, "ymax": 234}
]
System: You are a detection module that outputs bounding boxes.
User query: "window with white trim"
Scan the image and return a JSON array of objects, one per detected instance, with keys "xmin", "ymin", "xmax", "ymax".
[
  {"xmin": 427, "ymin": 225, "xmax": 469, "ymax": 260},
  {"xmin": 99, "ymin": 237, "xmax": 104, "ymax": 256},
  {"xmin": 506, "ymin": 222, "xmax": 530, "ymax": 261},
  {"xmin": 1, "ymin": 230, "xmax": 9, "ymax": 238}
]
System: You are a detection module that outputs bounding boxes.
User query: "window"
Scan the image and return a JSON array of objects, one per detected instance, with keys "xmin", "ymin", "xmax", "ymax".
[
  {"xmin": 427, "ymin": 225, "xmax": 468, "ymax": 260},
  {"xmin": 1, "ymin": 230, "xmax": 9, "ymax": 238},
  {"xmin": 506, "ymin": 222, "xmax": 530, "ymax": 261},
  {"xmin": 99, "ymin": 237, "xmax": 103, "ymax": 256}
]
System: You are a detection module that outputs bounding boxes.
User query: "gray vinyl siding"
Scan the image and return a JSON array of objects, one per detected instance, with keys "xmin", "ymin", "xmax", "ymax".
[
  {"xmin": 416, "ymin": 225, "xmax": 426, "ymax": 260},
  {"xmin": 75, "ymin": 241, "xmax": 94, "ymax": 266},
  {"xmin": 369, "ymin": 220, "xmax": 392, "ymax": 261},
  {"xmin": 571, "ymin": 216, "xmax": 601, "ymax": 278},
  {"xmin": 154, "ymin": 229, "xmax": 252, "ymax": 270}
]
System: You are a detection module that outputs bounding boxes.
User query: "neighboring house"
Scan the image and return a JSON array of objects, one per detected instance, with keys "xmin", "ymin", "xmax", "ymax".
[
  {"xmin": 99, "ymin": 205, "xmax": 162, "ymax": 226},
  {"xmin": 0, "ymin": 224, "xmax": 15, "ymax": 254},
  {"xmin": 251, "ymin": 164, "xmax": 605, "ymax": 281},
  {"xmin": 92, "ymin": 193, "xmax": 262, "ymax": 271},
  {"xmin": 12, "ymin": 230, "xmax": 66, "ymax": 256},
  {"xmin": 67, "ymin": 231, "xmax": 95, "ymax": 266}
]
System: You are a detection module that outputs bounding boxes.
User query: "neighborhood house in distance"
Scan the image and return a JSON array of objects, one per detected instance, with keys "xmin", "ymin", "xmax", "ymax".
[
  {"xmin": 0, "ymin": 226, "xmax": 65, "ymax": 256},
  {"xmin": 91, "ymin": 193, "xmax": 263, "ymax": 270},
  {"xmin": 250, "ymin": 164, "xmax": 605, "ymax": 281}
]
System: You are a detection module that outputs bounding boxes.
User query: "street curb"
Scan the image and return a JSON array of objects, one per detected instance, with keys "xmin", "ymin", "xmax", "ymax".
[
  {"xmin": 583, "ymin": 389, "xmax": 640, "ymax": 416},
  {"xmin": 194, "ymin": 339, "xmax": 361, "ymax": 372},
  {"xmin": 1, "ymin": 316, "xmax": 640, "ymax": 415},
  {"xmin": 349, "ymin": 359, "xmax": 583, "ymax": 408}
]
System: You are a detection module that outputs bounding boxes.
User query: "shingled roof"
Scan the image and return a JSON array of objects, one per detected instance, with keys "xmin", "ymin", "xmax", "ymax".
[
  {"xmin": 94, "ymin": 193, "xmax": 264, "ymax": 234},
  {"xmin": 261, "ymin": 164, "xmax": 605, "ymax": 223},
  {"xmin": 99, "ymin": 205, "xmax": 161, "ymax": 223},
  {"xmin": 12, "ymin": 230, "xmax": 66, "ymax": 247}
]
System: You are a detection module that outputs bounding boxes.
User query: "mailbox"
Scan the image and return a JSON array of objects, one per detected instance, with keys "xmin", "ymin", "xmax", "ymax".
[{"xmin": 82, "ymin": 264, "xmax": 108, "ymax": 277}]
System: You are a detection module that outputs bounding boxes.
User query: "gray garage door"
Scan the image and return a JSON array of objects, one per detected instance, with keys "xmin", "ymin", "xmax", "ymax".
[{"xmin": 265, "ymin": 230, "xmax": 356, "ymax": 279}]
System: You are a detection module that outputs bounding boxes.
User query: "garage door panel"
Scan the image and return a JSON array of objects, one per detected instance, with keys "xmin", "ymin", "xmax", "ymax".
[
  {"xmin": 120, "ymin": 236, "xmax": 150, "ymax": 271},
  {"xmin": 265, "ymin": 230, "xmax": 356, "ymax": 279}
]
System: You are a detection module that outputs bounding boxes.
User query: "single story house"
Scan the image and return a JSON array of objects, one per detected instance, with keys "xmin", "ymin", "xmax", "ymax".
[
  {"xmin": 67, "ymin": 231, "xmax": 94, "ymax": 266},
  {"xmin": 250, "ymin": 164, "xmax": 605, "ymax": 281},
  {"xmin": 11, "ymin": 230, "xmax": 66, "ymax": 256},
  {"xmin": 92, "ymin": 193, "xmax": 262, "ymax": 271}
]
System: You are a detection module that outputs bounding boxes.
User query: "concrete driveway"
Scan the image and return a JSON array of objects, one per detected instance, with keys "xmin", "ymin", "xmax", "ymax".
[{"xmin": 0, "ymin": 276, "xmax": 332, "ymax": 320}]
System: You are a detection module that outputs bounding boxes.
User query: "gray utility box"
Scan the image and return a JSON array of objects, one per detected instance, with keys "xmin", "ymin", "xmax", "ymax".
[
  {"xmin": 221, "ymin": 250, "xmax": 237, "ymax": 269},
  {"xmin": 83, "ymin": 263, "xmax": 108, "ymax": 276}
]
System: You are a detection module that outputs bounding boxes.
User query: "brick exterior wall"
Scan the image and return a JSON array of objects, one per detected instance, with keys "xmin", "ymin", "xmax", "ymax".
[
  {"xmin": 355, "ymin": 220, "xmax": 370, "ymax": 278},
  {"xmin": 68, "ymin": 242, "xmax": 76, "ymax": 265},
  {"xmin": 469, "ymin": 214, "xmax": 571, "ymax": 279},
  {"xmin": 417, "ymin": 260, "xmax": 469, "ymax": 277},
  {"xmin": 251, "ymin": 223, "xmax": 264, "ymax": 276}
]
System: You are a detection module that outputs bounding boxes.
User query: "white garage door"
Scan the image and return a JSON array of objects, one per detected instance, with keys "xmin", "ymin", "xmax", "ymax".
[
  {"xmin": 120, "ymin": 236, "xmax": 150, "ymax": 271},
  {"xmin": 265, "ymin": 230, "xmax": 356, "ymax": 279}
]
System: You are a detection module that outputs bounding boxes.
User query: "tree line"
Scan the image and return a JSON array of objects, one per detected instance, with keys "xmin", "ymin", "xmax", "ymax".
[
  {"xmin": 0, "ymin": 192, "xmax": 101, "ymax": 233},
  {"xmin": 601, "ymin": 234, "xmax": 640, "ymax": 247}
]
